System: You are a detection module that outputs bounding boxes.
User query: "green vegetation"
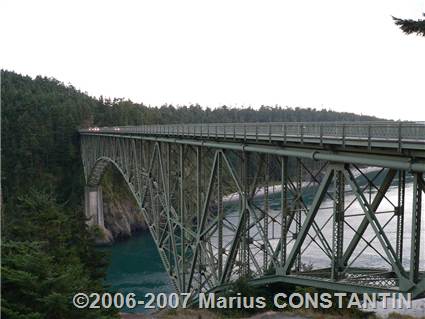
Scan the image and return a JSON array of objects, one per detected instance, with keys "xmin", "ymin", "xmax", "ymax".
[
  {"xmin": 2, "ymin": 191, "xmax": 113, "ymax": 319},
  {"xmin": 1, "ymin": 69, "xmax": 380, "ymax": 318},
  {"xmin": 393, "ymin": 14, "xmax": 425, "ymax": 37}
]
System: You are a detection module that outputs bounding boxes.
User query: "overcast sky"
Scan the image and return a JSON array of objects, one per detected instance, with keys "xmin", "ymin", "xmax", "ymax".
[{"xmin": 1, "ymin": 0, "xmax": 424, "ymax": 120}]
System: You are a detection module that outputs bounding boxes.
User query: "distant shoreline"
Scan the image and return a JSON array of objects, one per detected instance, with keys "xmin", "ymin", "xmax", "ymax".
[{"xmin": 223, "ymin": 166, "xmax": 383, "ymax": 203}]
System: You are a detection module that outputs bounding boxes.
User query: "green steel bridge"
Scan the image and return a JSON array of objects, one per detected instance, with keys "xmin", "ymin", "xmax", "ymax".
[{"xmin": 80, "ymin": 121, "xmax": 425, "ymax": 299}]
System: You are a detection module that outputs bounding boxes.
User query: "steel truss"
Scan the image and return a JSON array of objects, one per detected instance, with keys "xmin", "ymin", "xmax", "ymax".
[{"xmin": 80, "ymin": 133, "xmax": 425, "ymax": 300}]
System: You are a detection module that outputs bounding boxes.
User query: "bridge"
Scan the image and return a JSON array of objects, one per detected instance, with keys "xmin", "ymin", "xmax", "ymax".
[{"xmin": 80, "ymin": 121, "xmax": 425, "ymax": 300}]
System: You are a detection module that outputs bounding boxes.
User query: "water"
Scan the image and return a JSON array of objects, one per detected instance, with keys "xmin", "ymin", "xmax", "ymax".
[
  {"xmin": 102, "ymin": 171, "xmax": 424, "ymax": 314},
  {"xmin": 100, "ymin": 232, "xmax": 172, "ymax": 313}
]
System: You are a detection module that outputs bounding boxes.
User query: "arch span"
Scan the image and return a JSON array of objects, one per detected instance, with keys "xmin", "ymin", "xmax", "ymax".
[
  {"xmin": 86, "ymin": 156, "xmax": 141, "ymax": 202},
  {"xmin": 81, "ymin": 136, "xmax": 182, "ymax": 292},
  {"xmin": 84, "ymin": 156, "xmax": 148, "ymax": 228}
]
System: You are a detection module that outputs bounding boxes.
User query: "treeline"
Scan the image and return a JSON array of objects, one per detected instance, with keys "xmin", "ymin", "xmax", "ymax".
[
  {"xmin": 1, "ymin": 69, "xmax": 379, "ymax": 318},
  {"xmin": 97, "ymin": 98, "xmax": 379, "ymax": 126}
]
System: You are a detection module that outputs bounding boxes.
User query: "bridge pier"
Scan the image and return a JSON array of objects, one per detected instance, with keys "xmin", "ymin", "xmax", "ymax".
[{"xmin": 84, "ymin": 186, "xmax": 104, "ymax": 227}]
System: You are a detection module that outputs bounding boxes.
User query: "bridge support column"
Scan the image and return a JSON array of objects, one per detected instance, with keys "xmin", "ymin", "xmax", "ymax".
[
  {"xmin": 410, "ymin": 172, "xmax": 423, "ymax": 283},
  {"xmin": 395, "ymin": 170, "xmax": 405, "ymax": 262},
  {"xmin": 294, "ymin": 160, "xmax": 303, "ymax": 272},
  {"xmin": 331, "ymin": 165, "xmax": 345, "ymax": 280},
  {"xmin": 84, "ymin": 186, "xmax": 104, "ymax": 227},
  {"xmin": 280, "ymin": 156, "xmax": 289, "ymax": 268}
]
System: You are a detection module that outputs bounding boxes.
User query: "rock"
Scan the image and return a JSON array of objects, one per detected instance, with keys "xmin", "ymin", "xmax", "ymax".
[
  {"xmin": 92, "ymin": 169, "xmax": 148, "ymax": 244},
  {"xmin": 102, "ymin": 197, "xmax": 147, "ymax": 242},
  {"xmin": 94, "ymin": 225, "xmax": 114, "ymax": 246}
]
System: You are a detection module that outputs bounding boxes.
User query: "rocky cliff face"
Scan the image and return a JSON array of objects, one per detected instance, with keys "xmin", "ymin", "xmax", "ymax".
[
  {"xmin": 95, "ymin": 168, "xmax": 148, "ymax": 245},
  {"xmin": 103, "ymin": 197, "xmax": 147, "ymax": 241}
]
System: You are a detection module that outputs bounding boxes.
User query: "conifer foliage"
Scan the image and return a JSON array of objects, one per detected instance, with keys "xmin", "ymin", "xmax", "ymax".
[{"xmin": 393, "ymin": 14, "xmax": 425, "ymax": 37}]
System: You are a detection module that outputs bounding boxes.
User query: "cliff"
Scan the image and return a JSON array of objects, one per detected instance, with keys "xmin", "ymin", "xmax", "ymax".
[{"xmin": 95, "ymin": 168, "xmax": 148, "ymax": 245}]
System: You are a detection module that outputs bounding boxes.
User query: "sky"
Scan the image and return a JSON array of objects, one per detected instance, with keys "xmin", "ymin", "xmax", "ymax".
[{"xmin": 1, "ymin": 0, "xmax": 424, "ymax": 120}]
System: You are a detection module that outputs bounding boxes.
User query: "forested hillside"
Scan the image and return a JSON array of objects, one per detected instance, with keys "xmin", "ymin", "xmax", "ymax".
[
  {"xmin": 1, "ymin": 70, "xmax": 380, "ymax": 318},
  {"xmin": 1, "ymin": 71, "xmax": 117, "ymax": 319}
]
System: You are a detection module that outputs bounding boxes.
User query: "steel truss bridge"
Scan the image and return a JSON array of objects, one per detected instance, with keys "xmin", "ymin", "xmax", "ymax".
[{"xmin": 80, "ymin": 121, "xmax": 425, "ymax": 299}]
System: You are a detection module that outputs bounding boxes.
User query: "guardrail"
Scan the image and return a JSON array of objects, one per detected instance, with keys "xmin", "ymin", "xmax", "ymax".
[{"xmin": 80, "ymin": 121, "xmax": 425, "ymax": 144}]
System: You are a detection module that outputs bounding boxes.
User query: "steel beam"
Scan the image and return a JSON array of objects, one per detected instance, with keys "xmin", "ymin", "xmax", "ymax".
[
  {"xmin": 410, "ymin": 173, "xmax": 423, "ymax": 283},
  {"xmin": 396, "ymin": 170, "xmax": 405, "ymax": 262},
  {"xmin": 332, "ymin": 165, "xmax": 345, "ymax": 280},
  {"xmin": 344, "ymin": 169, "xmax": 412, "ymax": 291},
  {"xmin": 280, "ymin": 156, "xmax": 288, "ymax": 267},
  {"xmin": 81, "ymin": 133, "xmax": 425, "ymax": 172},
  {"xmin": 217, "ymin": 151, "xmax": 223, "ymax": 280},
  {"xmin": 212, "ymin": 274, "xmax": 401, "ymax": 296},
  {"xmin": 281, "ymin": 168, "xmax": 334, "ymax": 274},
  {"xmin": 263, "ymin": 154, "xmax": 270, "ymax": 272},
  {"xmin": 342, "ymin": 169, "xmax": 397, "ymax": 267}
]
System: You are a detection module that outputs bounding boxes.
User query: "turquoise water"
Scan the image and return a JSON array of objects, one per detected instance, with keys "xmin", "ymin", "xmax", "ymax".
[{"xmin": 100, "ymin": 232, "xmax": 172, "ymax": 313}]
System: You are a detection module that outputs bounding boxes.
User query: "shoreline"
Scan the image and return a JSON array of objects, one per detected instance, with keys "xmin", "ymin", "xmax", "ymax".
[{"xmin": 223, "ymin": 166, "xmax": 383, "ymax": 203}]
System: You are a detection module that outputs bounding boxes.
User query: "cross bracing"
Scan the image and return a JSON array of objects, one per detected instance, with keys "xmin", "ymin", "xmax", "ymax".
[{"xmin": 80, "ymin": 121, "xmax": 425, "ymax": 300}]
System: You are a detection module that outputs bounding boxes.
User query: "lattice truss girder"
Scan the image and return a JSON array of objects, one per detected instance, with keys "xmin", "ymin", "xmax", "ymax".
[{"xmin": 81, "ymin": 135, "xmax": 425, "ymax": 299}]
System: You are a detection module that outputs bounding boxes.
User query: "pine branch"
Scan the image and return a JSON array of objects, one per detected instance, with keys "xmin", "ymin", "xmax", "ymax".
[{"xmin": 392, "ymin": 14, "xmax": 425, "ymax": 37}]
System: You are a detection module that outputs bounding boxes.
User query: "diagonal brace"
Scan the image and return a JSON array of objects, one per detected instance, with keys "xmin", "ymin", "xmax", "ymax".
[{"xmin": 281, "ymin": 168, "xmax": 334, "ymax": 274}]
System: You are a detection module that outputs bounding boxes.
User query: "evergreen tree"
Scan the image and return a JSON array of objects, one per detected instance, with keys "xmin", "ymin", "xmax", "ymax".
[
  {"xmin": 393, "ymin": 14, "xmax": 425, "ymax": 36},
  {"xmin": 1, "ymin": 191, "xmax": 115, "ymax": 319}
]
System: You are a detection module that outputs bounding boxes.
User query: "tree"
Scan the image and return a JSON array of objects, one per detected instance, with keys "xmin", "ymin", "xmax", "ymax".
[
  {"xmin": 1, "ymin": 190, "xmax": 115, "ymax": 319},
  {"xmin": 393, "ymin": 14, "xmax": 425, "ymax": 37}
]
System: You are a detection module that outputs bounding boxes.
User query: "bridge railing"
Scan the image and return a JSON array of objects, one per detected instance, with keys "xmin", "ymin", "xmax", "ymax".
[{"xmin": 81, "ymin": 121, "xmax": 425, "ymax": 144}]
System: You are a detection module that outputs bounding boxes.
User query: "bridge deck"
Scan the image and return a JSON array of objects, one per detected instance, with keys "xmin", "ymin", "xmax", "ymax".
[{"xmin": 80, "ymin": 121, "xmax": 425, "ymax": 155}]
